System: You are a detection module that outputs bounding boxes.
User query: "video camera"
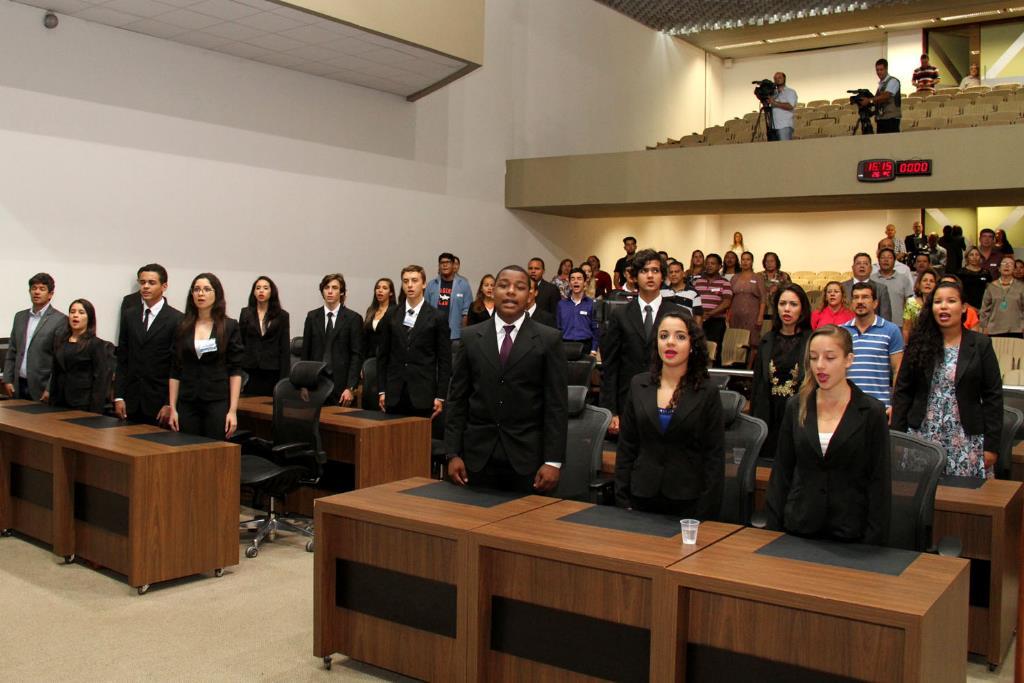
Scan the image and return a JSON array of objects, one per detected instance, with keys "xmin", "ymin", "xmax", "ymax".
[{"xmin": 753, "ymin": 79, "xmax": 777, "ymax": 103}]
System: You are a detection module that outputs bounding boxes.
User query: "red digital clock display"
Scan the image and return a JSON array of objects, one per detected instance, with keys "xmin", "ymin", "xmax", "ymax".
[{"xmin": 858, "ymin": 158, "xmax": 933, "ymax": 182}]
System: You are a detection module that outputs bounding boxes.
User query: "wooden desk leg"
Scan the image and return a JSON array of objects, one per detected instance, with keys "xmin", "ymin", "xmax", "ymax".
[
  {"xmin": 51, "ymin": 445, "xmax": 76, "ymax": 562},
  {"xmin": 651, "ymin": 572, "xmax": 685, "ymax": 683},
  {"xmin": 0, "ymin": 438, "xmax": 10, "ymax": 533}
]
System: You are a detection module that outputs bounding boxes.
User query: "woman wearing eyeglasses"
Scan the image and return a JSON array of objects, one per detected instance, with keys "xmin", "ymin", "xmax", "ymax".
[{"xmin": 168, "ymin": 273, "xmax": 244, "ymax": 439}]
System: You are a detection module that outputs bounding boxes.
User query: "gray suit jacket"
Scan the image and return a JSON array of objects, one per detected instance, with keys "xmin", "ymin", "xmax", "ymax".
[
  {"xmin": 4, "ymin": 306, "xmax": 68, "ymax": 400},
  {"xmin": 841, "ymin": 278, "xmax": 894, "ymax": 325}
]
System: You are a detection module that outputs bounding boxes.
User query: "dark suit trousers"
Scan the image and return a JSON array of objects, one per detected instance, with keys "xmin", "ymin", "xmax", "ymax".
[
  {"xmin": 703, "ymin": 317, "xmax": 726, "ymax": 364},
  {"xmin": 17, "ymin": 378, "xmax": 31, "ymax": 400},
  {"xmin": 391, "ymin": 386, "xmax": 433, "ymax": 419},
  {"xmin": 127, "ymin": 409, "xmax": 161, "ymax": 427},
  {"xmin": 177, "ymin": 398, "xmax": 228, "ymax": 440},
  {"xmin": 466, "ymin": 444, "xmax": 536, "ymax": 493},
  {"xmin": 243, "ymin": 368, "xmax": 280, "ymax": 397},
  {"xmin": 630, "ymin": 493, "xmax": 699, "ymax": 518}
]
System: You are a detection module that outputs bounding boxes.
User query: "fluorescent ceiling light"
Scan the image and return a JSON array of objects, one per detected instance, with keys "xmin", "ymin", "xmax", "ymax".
[
  {"xmin": 820, "ymin": 26, "xmax": 877, "ymax": 35},
  {"xmin": 878, "ymin": 18, "xmax": 937, "ymax": 28},
  {"xmin": 714, "ymin": 40, "xmax": 766, "ymax": 49},
  {"xmin": 940, "ymin": 10, "xmax": 1003, "ymax": 20},
  {"xmin": 765, "ymin": 33, "xmax": 820, "ymax": 43}
]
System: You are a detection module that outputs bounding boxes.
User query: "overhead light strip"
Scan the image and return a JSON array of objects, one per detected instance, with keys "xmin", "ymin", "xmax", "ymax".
[
  {"xmin": 764, "ymin": 33, "xmax": 820, "ymax": 43},
  {"xmin": 940, "ymin": 10, "xmax": 1003, "ymax": 21},
  {"xmin": 714, "ymin": 40, "xmax": 766, "ymax": 50},
  {"xmin": 820, "ymin": 26, "xmax": 877, "ymax": 35},
  {"xmin": 878, "ymin": 18, "xmax": 937, "ymax": 28}
]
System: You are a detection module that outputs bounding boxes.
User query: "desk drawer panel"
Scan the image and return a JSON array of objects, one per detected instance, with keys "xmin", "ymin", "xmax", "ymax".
[
  {"xmin": 70, "ymin": 450, "xmax": 129, "ymax": 497},
  {"xmin": 10, "ymin": 463, "xmax": 52, "ymax": 509},
  {"xmin": 12, "ymin": 498, "xmax": 53, "ymax": 543},
  {"xmin": 5, "ymin": 436, "xmax": 54, "ymax": 473},
  {"xmin": 685, "ymin": 590, "xmax": 904, "ymax": 682},
  {"xmin": 76, "ymin": 522, "xmax": 129, "ymax": 576},
  {"xmin": 933, "ymin": 511, "xmax": 991, "ymax": 560}
]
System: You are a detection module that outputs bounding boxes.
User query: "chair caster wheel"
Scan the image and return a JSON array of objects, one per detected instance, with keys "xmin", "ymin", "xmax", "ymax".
[
  {"xmin": 137, "ymin": 584, "xmax": 150, "ymax": 595},
  {"xmin": 323, "ymin": 656, "xmax": 332, "ymax": 670},
  {"xmin": 214, "ymin": 568, "xmax": 224, "ymax": 577},
  {"xmin": 306, "ymin": 540, "xmax": 314, "ymax": 552},
  {"xmin": 245, "ymin": 545, "xmax": 259, "ymax": 559},
  {"xmin": 63, "ymin": 554, "xmax": 76, "ymax": 564},
  {"xmin": 1, "ymin": 528, "xmax": 12, "ymax": 537}
]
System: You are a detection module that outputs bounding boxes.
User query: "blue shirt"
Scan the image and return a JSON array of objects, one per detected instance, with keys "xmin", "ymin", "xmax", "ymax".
[
  {"xmin": 556, "ymin": 295, "xmax": 600, "ymax": 352},
  {"xmin": 425, "ymin": 274, "xmax": 473, "ymax": 339},
  {"xmin": 841, "ymin": 315, "xmax": 904, "ymax": 407},
  {"xmin": 658, "ymin": 407, "xmax": 673, "ymax": 433}
]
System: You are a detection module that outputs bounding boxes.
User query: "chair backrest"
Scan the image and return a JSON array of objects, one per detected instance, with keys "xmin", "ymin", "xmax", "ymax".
[
  {"xmin": 289, "ymin": 336, "xmax": 303, "ymax": 359},
  {"xmin": 719, "ymin": 390, "xmax": 767, "ymax": 525},
  {"xmin": 567, "ymin": 355, "xmax": 597, "ymax": 387},
  {"xmin": 888, "ymin": 432, "xmax": 943, "ymax": 551},
  {"xmin": 720, "ymin": 328, "xmax": 750, "ymax": 368},
  {"xmin": 555, "ymin": 386, "xmax": 613, "ymax": 501},
  {"xmin": 361, "ymin": 357, "xmax": 378, "ymax": 410},
  {"xmin": 997, "ymin": 406, "xmax": 1024, "ymax": 479},
  {"xmin": 271, "ymin": 361, "xmax": 335, "ymax": 469},
  {"xmin": 561, "ymin": 341, "xmax": 585, "ymax": 361},
  {"xmin": 1002, "ymin": 388, "xmax": 1024, "ymax": 444}
]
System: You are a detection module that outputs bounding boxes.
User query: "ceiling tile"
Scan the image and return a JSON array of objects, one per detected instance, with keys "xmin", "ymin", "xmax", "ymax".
[
  {"xmin": 268, "ymin": 5, "xmax": 316, "ymax": 24},
  {"xmin": 234, "ymin": 10, "xmax": 306, "ymax": 32},
  {"xmin": 172, "ymin": 29, "xmax": 231, "ymax": 48},
  {"xmin": 151, "ymin": 0, "xmax": 204, "ymax": 7},
  {"xmin": 156, "ymin": 8, "xmax": 223, "ymax": 29},
  {"xmin": 25, "ymin": 0, "xmax": 91, "ymax": 14},
  {"xmin": 276, "ymin": 23, "xmax": 338, "ymax": 44},
  {"xmin": 73, "ymin": 6, "xmax": 141, "ymax": 26},
  {"xmin": 122, "ymin": 17, "xmax": 190, "ymax": 37},
  {"xmin": 231, "ymin": 0, "xmax": 268, "ymax": 7},
  {"xmin": 214, "ymin": 40, "xmax": 271, "ymax": 59},
  {"xmin": 252, "ymin": 51, "xmax": 308, "ymax": 68},
  {"xmin": 292, "ymin": 61, "xmax": 338, "ymax": 76},
  {"xmin": 98, "ymin": 0, "xmax": 174, "ymax": 18},
  {"xmin": 323, "ymin": 36, "xmax": 378, "ymax": 55},
  {"xmin": 318, "ymin": 20, "xmax": 361, "ymax": 36},
  {"xmin": 200, "ymin": 20, "xmax": 265, "ymax": 40},
  {"xmin": 358, "ymin": 48, "xmax": 419, "ymax": 66},
  {"xmin": 282, "ymin": 44, "xmax": 338, "ymax": 62},
  {"xmin": 188, "ymin": 0, "xmax": 261, "ymax": 21},
  {"xmin": 247, "ymin": 32, "xmax": 304, "ymax": 52}
]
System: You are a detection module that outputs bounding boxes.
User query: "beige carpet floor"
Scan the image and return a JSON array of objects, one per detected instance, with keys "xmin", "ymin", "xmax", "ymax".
[{"xmin": 0, "ymin": 522, "xmax": 1015, "ymax": 682}]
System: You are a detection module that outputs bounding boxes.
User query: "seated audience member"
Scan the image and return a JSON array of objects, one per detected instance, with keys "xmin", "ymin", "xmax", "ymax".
[
  {"xmin": 939, "ymin": 274, "xmax": 980, "ymax": 330},
  {"xmin": 959, "ymin": 63, "xmax": 981, "ymax": 89},
  {"xmin": 426, "ymin": 253, "xmax": 472, "ymax": 340},
  {"xmin": 841, "ymin": 282, "xmax": 904, "ymax": 410},
  {"xmin": 46, "ymin": 299, "xmax": 111, "ymax": 413},
  {"xmin": 4, "ymin": 273, "xmax": 67, "ymax": 401},
  {"xmin": 378, "ymin": 265, "xmax": 451, "ymax": 419},
  {"xmin": 362, "ymin": 278, "xmax": 396, "ymax": 359},
  {"xmin": 301, "ymin": 273, "xmax": 362, "ymax": 406},
  {"xmin": 960, "ymin": 247, "xmax": 994, "ymax": 310},
  {"xmin": 114, "ymin": 264, "xmax": 182, "ymax": 424},
  {"xmin": 556, "ymin": 268, "xmax": 600, "ymax": 356},
  {"xmin": 586, "ymin": 255, "xmax": 613, "ymax": 298},
  {"xmin": 978, "ymin": 228, "xmax": 1003, "ymax": 278},
  {"xmin": 979, "ymin": 256, "xmax": 1024, "ymax": 338},
  {"xmin": 615, "ymin": 312, "xmax": 723, "ymax": 518},
  {"xmin": 692, "ymin": 253, "xmax": 732, "ymax": 360},
  {"xmin": 995, "ymin": 229, "xmax": 1014, "ymax": 256},
  {"xmin": 927, "ymin": 234, "xmax": 947, "ymax": 272},
  {"xmin": 614, "ymin": 236, "xmax": 638, "ymax": 288},
  {"xmin": 684, "ymin": 249, "xmax": 705, "ymax": 287},
  {"xmin": 758, "ymin": 252, "xmax": 791, "ymax": 320},
  {"xmin": 843, "ymin": 253, "xmax": 894, "ymax": 323},
  {"xmin": 753, "ymin": 284, "xmax": 812, "ymax": 459},
  {"xmin": 871, "ymin": 247, "xmax": 914, "ymax": 323},
  {"xmin": 727, "ymin": 252, "xmax": 766, "ymax": 361},
  {"xmin": 902, "ymin": 269, "xmax": 938, "ymax": 343},
  {"xmin": 238, "ymin": 275, "xmax": 291, "ymax": 396},
  {"xmin": 765, "ymin": 324, "xmax": 890, "ymax": 544},
  {"xmin": 445, "ymin": 265, "xmax": 567, "ymax": 492},
  {"xmin": 526, "ymin": 278, "xmax": 558, "ymax": 328},
  {"xmin": 721, "ymin": 251, "xmax": 740, "ymax": 281},
  {"xmin": 1015, "ymin": 259, "xmax": 1024, "ymax": 283},
  {"xmin": 466, "ymin": 274, "xmax": 496, "ymax": 325},
  {"xmin": 528, "ymin": 257, "xmax": 562, "ymax": 316},
  {"xmin": 893, "ymin": 281, "xmax": 1002, "ymax": 478},
  {"xmin": 811, "ymin": 281, "xmax": 854, "ymax": 329},
  {"xmin": 551, "ymin": 258, "xmax": 573, "ymax": 299},
  {"xmin": 579, "ymin": 262, "xmax": 598, "ymax": 300},
  {"xmin": 168, "ymin": 273, "xmax": 244, "ymax": 439}
]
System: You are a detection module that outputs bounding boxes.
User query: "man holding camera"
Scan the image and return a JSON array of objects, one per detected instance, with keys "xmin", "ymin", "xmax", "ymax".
[
  {"xmin": 858, "ymin": 58, "xmax": 901, "ymax": 133},
  {"xmin": 758, "ymin": 72, "xmax": 797, "ymax": 141}
]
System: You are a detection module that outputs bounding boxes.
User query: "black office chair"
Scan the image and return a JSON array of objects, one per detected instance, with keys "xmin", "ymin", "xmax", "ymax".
[
  {"xmin": 888, "ymin": 432, "xmax": 959, "ymax": 555},
  {"xmin": 561, "ymin": 341, "xmax": 585, "ymax": 361},
  {"xmin": 289, "ymin": 336, "xmax": 303, "ymax": 368},
  {"xmin": 567, "ymin": 355, "xmax": 597, "ymax": 389},
  {"xmin": 360, "ymin": 357, "xmax": 379, "ymax": 411},
  {"xmin": 1002, "ymin": 388, "xmax": 1024, "ymax": 447},
  {"xmin": 995, "ymin": 406, "xmax": 1024, "ymax": 480},
  {"xmin": 718, "ymin": 390, "xmax": 767, "ymax": 525},
  {"xmin": 238, "ymin": 361, "xmax": 334, "ymax": 558},
  {"xmin": 707, "ymin": 371, "xmax": 731, "ymax": 390},
  {"xmin": 554, "ymin": 386, "xmax": 612, "ymax": 501}
]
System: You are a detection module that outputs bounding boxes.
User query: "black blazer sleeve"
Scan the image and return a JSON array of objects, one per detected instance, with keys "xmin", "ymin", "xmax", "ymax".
[
  {"xmin": 445, "ymin": 337, "xmax": 470, "ymax": 456},
  {"xmin": 170, "ymin": 334, "xmax": 183, "ymax": 381},
  {"xmin": 89, "ymin": 338, "xmax": 112, "ymax": 413},
  {"xmin": 436, "ymin": 313, "xmax": 452, "ymax": 400},
  {"xmin": 890, "ymin": 354, "xmax": 916, "ymax": 433},
  {"xmin": 978, "ymin": 336, "xmax": 1004, "ymax": 454},
  {"xmin": 376, "ymin": 309, "xmax": 394, "ymax": 396},
  {"xmin": 114, "ymin": 307, "xmax": 130, "ymax": 399},
  {"xmin": 600, "ymin": 310, "xmax": 622, "ymax": 413},
  {"xmin": 225, "ymin": 319, "xmax": 244, "ymax": 377},
  {"xmin": 345, "ymin": 310, "xmax": 363, "ymax": 390},
  {"xmin": 542, "ymin": 328, "xmax": 569, "ymax": 463},
  {"xmin": 278, "ymin": 311, "xmax": 291, "ymax": 379},
  {"xmin": 764, "ymin": 397, "xmax": 797, "ymax": 531},
  {"xmin": 751, "ymin": 332, "xmax": 771, "ymax": 423},
  {"xmin": 864, "ymin": 402, "xmax": 891, "ymax": 546},
  {"xmin": 697, "ymin": 385, "xmax": 726, "ymax": 522},
  {"xmin": 614, "ymin": 378, "xmax": 640, "ymax": 507},
  {"xmin": 301, "ymin": 313, "xmax": 314, "ymax": 361}
]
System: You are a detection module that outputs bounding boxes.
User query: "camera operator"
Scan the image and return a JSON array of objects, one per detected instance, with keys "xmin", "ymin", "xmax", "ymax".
[
  {"xmin": 756, "ymin": 72, "xmax": 797, "ymax": 141},
  {"xmin": 858, "ymin": 58, "xmax": 901, "ymax": 134}
]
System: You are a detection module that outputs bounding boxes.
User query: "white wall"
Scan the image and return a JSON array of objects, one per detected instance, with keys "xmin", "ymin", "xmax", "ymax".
[
  {"xmin": 0, "ymin": 0, "xmax": 708, "ymax": 339},
  {"xmin": 885, "ymin": 29, "xmax": 925, "ymax": 90}
]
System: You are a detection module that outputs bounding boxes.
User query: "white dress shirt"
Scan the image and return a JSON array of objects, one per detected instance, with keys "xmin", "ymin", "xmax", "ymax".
[
  {"xmin": 323, "ymin": 303, "xmax": 341, "ymax": 331},
  {"xmin": 20, "ymin": 303, "xmax": 50, "ymax": 378},
  {"xmin": 141, "ymin": 296, "xmax": 166, "ymax": 331},
  {"xmin": 636, "ymin": 292, "xmax": 664, "ymax": 319},
  {"xmin": 404, "ymin": 299, "xmax": 425, "ymax": 328}
]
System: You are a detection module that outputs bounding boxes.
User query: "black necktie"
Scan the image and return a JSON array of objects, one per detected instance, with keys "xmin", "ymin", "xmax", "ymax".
[
  {"xmin": 499, "ymin": 325, "xmax": 515, "ymax": 366},
  {"xmin": 143, "ymin": 308, "xmax": 151, "ymax": 331},
  {"xmin": 323, "ymin": 312, "xmax": 334, "ymax": 364},
  {"xmin": 643, "ymin": 305, "xmax": 654, "ymax": 340},
  {"xmin": 326, "ymin": 311, "xmax": 335, "ymax": 334}
]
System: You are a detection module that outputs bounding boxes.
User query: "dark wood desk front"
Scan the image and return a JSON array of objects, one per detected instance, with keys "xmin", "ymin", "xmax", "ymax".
[
  {"xmin": 313, "ymin": 478, "xmax": 556, "ymax": 681},
  {"xmin": 467, "ymin": 500, "xmax": 740, "ymax": 682},
  {"xmin": 236, "ymin": 396, "xmax": 430, "ymax": 490},
  {"xmin": 755, "ymin": 464, "xmax": 1021, "ymax": 668},
  {"xmin": 666, "ymin": 528, "xmax": 969, "ymax": 682},
  {"xmin": 0, "ymin": 401, "xmax": 239, "ymax": 592}
]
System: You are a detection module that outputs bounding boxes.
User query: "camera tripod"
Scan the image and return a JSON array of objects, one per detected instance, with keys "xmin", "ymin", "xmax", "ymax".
[
  {"xmin": 850, "ymin": 109, "xmax": 875, "ymax": 135},
  {"xmin": 751, "ymin": 102, "xmax": 776, "ymax": 142}
]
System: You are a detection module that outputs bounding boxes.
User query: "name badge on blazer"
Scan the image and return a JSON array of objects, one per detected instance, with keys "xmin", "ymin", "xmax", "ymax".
[
  {"xmin": 196, "ymin": 339, "xmax": 218, "ymax": 357},
  {"xmin": 456, "ymin": 293, "xmax": 464, "ymax": 297},
  {"xmin": 579, "ymin": 310, "xmax": 588, "ymax": 316}
]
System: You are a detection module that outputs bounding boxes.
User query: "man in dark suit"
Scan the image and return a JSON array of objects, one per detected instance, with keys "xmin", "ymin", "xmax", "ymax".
[
  {"xmin": 114, "ymin": 264, "xmax": 183, "ymax": 424},
  {"xmin": 527, "ymin": 257, "xmax": 561, "ymax": 317},
  {"xmin": 301, "ymin": 273, "xmax": 363, "ymax": 406},
  {"xmin": 3, "ymin": 273, "xmax": 68, "ymax": 400},
  {"xmin": 601, "ymin": 249, "xmax": 691, "ymax": 434},
  {"xmin": 446, "ymin": 265, "xmax": 568, "ymax": 493},
  {"xmin": 525, "ymin": 278, "xmax": 557, "ymax": 328},
  {"xmin": 378, "ymin": 265, "xmax": 451, "ymax": 418}
]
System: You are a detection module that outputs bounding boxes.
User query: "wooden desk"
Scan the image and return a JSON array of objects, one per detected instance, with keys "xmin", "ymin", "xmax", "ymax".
[
  {"xmin": 236, "ymin": 396, "xmax": 430, "ymax": 490},
  {"xmin": 313, "ymin": 477, "xmax": 556, "ymax": 681},
  {"xmin": 755, "ymin": 465, "xmax": 1021, "ymax": 668},
  {"xmin": 1011, "ymin": 440, "xmax": 1024, "ymax": 481},
  {"xmin": 0, "ymin": 401, "xmax": 239, "ymax": 593},
  {"xmin": 467, "ymin": 500, "xmax": 740, "ymax": 682},
  {"xmin": 666, "ymin": 528, "xmax": 969, "ymax": 682}
]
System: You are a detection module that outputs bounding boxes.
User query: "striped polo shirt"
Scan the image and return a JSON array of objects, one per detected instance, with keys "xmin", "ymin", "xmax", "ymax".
[
  {"xmin": 841, "ymin": 315, "xmax": 904, "ymax": 407},
  {"xmin": 692, "ymin": 275, "xmax": 732, "ymax": 319}
]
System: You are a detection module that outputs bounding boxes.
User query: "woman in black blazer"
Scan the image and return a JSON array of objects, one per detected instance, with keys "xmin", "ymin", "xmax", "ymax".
[
  {"xmin": 465, "ymin": 274, "xmax": 495, "ymax": 325},
  {"xmin": 765, "ymin": 325, "xmax": 890, "ymax": 544},
  {"xmin": 169, "ymin": 273, "xmax": 244, "ymax": 440},
  {"xmin": 238, "ymin": 275, "xmax": 290, "ymax": 396},
  {"xmin": 615, "ymin": 311, "xmax": 724, "ymax": 519},
  {"xmin": 892, "ymin": 281, "xmax": 1003, "ymax": 478},
  {"xmin": 45, "ymin": 299, "xmax": 111, "ymax": 413},
  {"xmin": 362, "ymin": 277, "xmax": 396, "ymax": 359}
]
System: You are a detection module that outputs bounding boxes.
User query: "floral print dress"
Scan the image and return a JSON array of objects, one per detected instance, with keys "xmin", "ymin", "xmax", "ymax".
[{"xmin": 909, "ymin": 346, "xmax": 987, "ymax": 478}]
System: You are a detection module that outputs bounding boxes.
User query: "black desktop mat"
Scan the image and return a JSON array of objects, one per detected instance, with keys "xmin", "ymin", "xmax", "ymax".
[
  {"xmin": 62, "ymin": 415, "xmax": 128, "ymax": 430},
  {"xmin": 5, "ymin": 404, "xmax": 73, "ymax": 415},
  {"xmin": 939, "ymin": 475, "xmax": 986, "ymax": 489},
  {"xmin": 130, "ymin": 431, "xmax": 220, "ymax": 446},
  {"xmin": 558, "ymin": 505, "xmax": 681, "ymax": 538},
  {"xmin": 336, "ymin": 409, "xmax": 409, "ymax": 421},
  {"xmin": 400, "ymin": 481, "xmax": 529, "ymax": 508},
  {"xmin": 755, "ymin": 534, "xmax": 919, "ymax": 576}
]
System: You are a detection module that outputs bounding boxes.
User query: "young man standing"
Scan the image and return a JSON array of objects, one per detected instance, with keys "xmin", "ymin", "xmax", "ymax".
[
  {"xmin": 842, "ymin": 282, "xmax": 904, "ymax": 412},
  {"xmin": 556, "ymin": 268, "xmax": 600, "ymax": 356},
  {"xmin": 843, "ymin": 253, "xmax": 894, "ymax": 323},
  {"xmin": 664, "ymin": 260, "xmax": 703, "ymax": 324},
  {"xmin": 426, "ymin": 252, "xmax": 472, "ymax": 340},
  {"xmin": 301, "ymin": 273, "xmax": 362, "ymax": 406},
  {"xmin": 446, "ymin": 265, "xmax": 567, "ymax": 493},
  {"xmin": 525, "ymin": 278, "xmax": 558, "ymax": 328},
  {"xmin": 692, "ymin": 253, "xmax": 732, "ymax": 360},
  {"xmin": 527, "ymin": 257, "xmax": 561, "ymax": 316},
  {"xmin": 378, "ymin": 265, "xmax": 451, "ymax": 419},
  {"xmin": 114, "ymin": 264, "xmax": 182, "ymax": 424},
  {"xmin": 871, "ymin": 247, "xmax": 914, "ymax": 323},
  {"xmin": 613, "ymin": 236, "xmax": 638, "ymax": 288},
  {"xmin": 4, "ymin": 273, "xmax": 67, "ymax": 401},
  {"xmin": 978, "ymin": 228, "xmax": 1004, "ymax": 278}
]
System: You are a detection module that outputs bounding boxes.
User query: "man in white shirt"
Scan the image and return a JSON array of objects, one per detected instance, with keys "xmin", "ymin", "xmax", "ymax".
[{"xmin": 766, "ymin": 72, "xmax": 797, "ymax": 141}]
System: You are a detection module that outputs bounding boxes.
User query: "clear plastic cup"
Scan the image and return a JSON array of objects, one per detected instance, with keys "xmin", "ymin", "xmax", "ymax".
[
  {"xmin": 732, "ymin": 447, "xmax": 745, "ymax": 464},
  {"xmin": 680, "ymin": 519, "xmax": 700, "ymax": 545}
]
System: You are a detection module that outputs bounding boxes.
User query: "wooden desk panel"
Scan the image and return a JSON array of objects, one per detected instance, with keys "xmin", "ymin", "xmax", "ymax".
[
  {"xmin": 468, "ymin": 500, "xmax": 740, "ymax": 682},
  {"xmin": 314, "ymin": 478, "xmax": 557, "ymax": 681},
  {"xmin": 666, "ymin": 528, "xmax": 969, "ymax": 683},
  {"xmin": 755, "ymin": 464, "xmax": 1022, "ymax": 667}
]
